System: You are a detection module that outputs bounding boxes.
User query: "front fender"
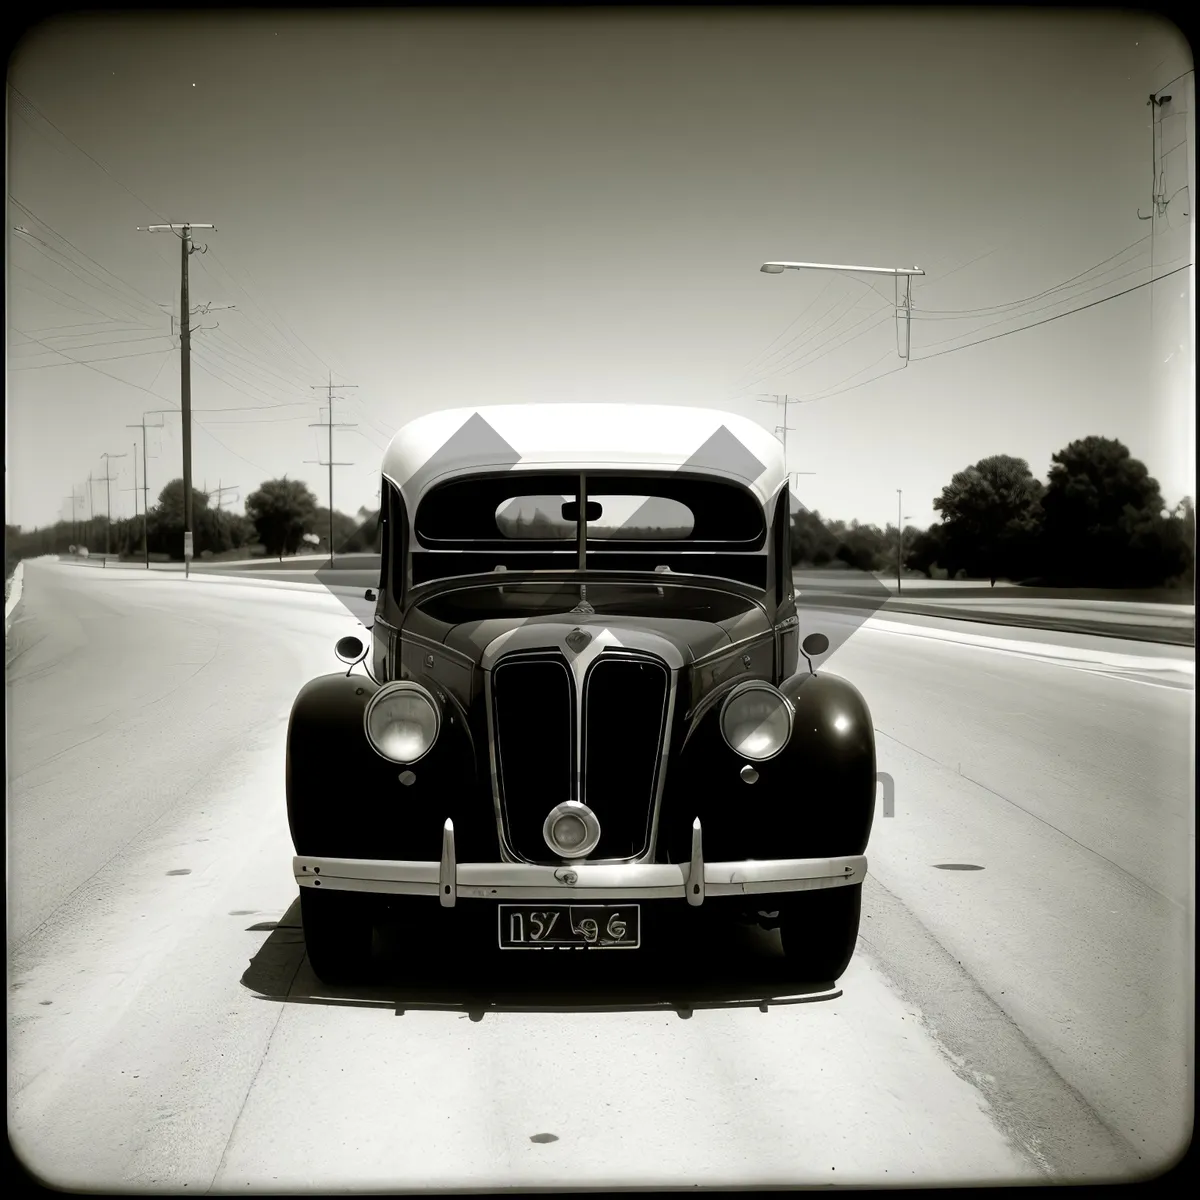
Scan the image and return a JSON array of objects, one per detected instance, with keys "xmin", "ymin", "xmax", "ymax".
[
  {"xmin": 663, "ymin": 670, "xmax": 876, "ymax": 862},
  {"xmin": 286, "ymin": 671, "xmax": 494, "ymax": 861}
]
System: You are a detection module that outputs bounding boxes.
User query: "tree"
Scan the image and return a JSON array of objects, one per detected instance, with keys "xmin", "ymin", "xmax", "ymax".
[
  {"xmin": 143, "ymin": 479, "xmax": 212, "ymax": 559},
  {"xmin": 932, "ymin": 454, "xmax": 1044, "ymax": 583},
  {"xmin": 790, "ymin": 506, "xmax": 839, "ymax": 566},
  {"xmin": 312, "ymin": 506, "xmax": 363, "ymax": 554},
  {"xmin": 244, "ymin": 477, "xmax": 319, "ymax": 560},
  {"xmin": 341, "ymin": 508, "xmax": 381, "ymax": 553},
  {"xmin": 1168, "ymin": 497, "xmax": 1195, "ymax": 587},
  {"xmin": 1038, "ymin": 437, "xmax": 1187, "ymax": 587}
]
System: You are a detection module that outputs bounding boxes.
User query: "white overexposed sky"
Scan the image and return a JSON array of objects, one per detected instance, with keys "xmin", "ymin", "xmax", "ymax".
[{"xmin": 6, "ymin": 10, "xmax": 1195, "ymax": 534}]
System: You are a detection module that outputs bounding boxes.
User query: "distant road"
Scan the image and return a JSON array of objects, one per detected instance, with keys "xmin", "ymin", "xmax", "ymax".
[{"xmin": 65, "ymin": 555, "xmax": 1196, "ymax": 646}]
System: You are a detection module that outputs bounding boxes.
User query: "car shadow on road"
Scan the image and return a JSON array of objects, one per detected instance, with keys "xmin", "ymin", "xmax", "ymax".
[{"xmin": 241, "ymin": 899, "xmax": 841, "ymax": 1019}]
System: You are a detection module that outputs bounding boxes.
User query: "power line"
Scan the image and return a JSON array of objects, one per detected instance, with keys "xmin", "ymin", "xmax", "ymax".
[
  {"xmin": 913, "ymin": 263, "xmax": 1191, "ymax": 363},
  {"xmin": 8, "ymin": 261, "xmax": 132, "ymax": 322},
  {"xmin": 914, "ymin": 251, "xmax": 1190, "ymax": 353},
  {"xmin": 20, "ymin": 318, "xmax": 155, "ymax": 336},
  {"xmin": 9, "ymin": 85, "xmax": 170, "ymax": 225},
  {"xmin": 7, "ymin": 327, "xmax": 178, "ymax": 375},
  {"xmin": 731, "ymin": 307, "xmax": 895, "ymax": 400},
  {"xmin": 1154, "ymin": 69, "xmax": 1194, "ymax": 96},
  {"xmin": 910, "ymin": 235, "xmax": 1151, "ymax": 317},
  {"xmin": 727, "ymin": 278, "xmax": 837, "ymax": 384},
  {"xmin": 9, "ymin": 345, "xmax": 177, "ymax": 372},
  {"xmin": 729, "ymin": 285, "xmax": 880, "ymax": 391},
  {"xmin": 10, "ymin": 196, "xmax": 167, "ymax": 317},
  {"xmin": 13, "ymin": 232, "xmax": 163, "ymax": 325},
  {"xmin": 10, "ymin": 330, "xmax": 176, "ymax": 356},
  {"xmin": 750, "ymin": 262, "xmax": 1192, "ymax": 408}
]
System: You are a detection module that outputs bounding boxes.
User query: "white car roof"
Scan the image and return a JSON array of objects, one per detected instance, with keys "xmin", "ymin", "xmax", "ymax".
[{"xmin": 381, "ymin": 404, "xmax": 787, "ymax": 511}]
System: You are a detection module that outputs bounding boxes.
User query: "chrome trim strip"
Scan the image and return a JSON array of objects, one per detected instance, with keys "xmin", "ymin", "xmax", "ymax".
[
  {"xmin": 481, "ymin": 669, "xmax": 520, "ymax": 863},
  {"xmin": 643, "ymin": 667, "xmax": 677, "ymax": 863},
  {"xmin": 687, "ymin": 818, "xmax": 704, "ymax": 906},
  {"xmin": 293, "ymin": 854, "xmax": 868, "ymax": 900},
  {"xmin": 439, "ymin": 819, "xmax": 456, "ymax": 907}
]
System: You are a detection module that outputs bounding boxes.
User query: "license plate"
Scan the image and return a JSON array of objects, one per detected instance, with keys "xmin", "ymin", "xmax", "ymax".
[{"xmin": 498, "ymin": 905, "xmax": 640, "ymax": 950}]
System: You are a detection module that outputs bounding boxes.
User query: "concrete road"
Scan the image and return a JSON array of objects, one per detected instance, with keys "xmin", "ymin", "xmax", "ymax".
[
  {"xmin": 7, "ymin": 561, "xmax": 1191, "ymax": 1189},
  {"xmin": 80, "ymin": 556, "xmax": 1195, "ymax": 644}
]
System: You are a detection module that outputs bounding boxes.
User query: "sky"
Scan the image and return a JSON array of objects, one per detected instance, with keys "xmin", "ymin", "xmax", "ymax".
[{"xmin": 6, "ymin": 9, "xmax": 1195, "ymax": 535}]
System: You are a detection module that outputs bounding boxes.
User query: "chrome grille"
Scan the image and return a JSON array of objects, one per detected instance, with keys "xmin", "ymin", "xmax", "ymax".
[{"xmin": 490, "ymin": 649, "xmax": 670, "ymax": 863}]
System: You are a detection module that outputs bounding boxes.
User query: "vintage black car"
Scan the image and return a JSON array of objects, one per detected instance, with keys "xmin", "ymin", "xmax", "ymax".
[{"xmin": 287, "ymin": 404, "xmax": 877, "ymax": 983}]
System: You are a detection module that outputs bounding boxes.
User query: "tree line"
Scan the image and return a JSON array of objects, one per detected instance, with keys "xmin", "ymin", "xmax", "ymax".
[
  {"xmin": 7, "ymin": 435, "xmax": 1193, "ymax": 589},
  {"xmin": 6, "ymin": 477, "xmax": 381, "ymax": 566},
  {"xmin": 792, "ymin": 436, "xmax": 1193, "ymax": 589}
]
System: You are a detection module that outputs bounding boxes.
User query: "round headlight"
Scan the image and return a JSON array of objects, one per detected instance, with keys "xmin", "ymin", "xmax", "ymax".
[
  {"xmin": 543, "ymin": 801, "xmax": 601, "ymax": 859},
  {"xmin": 363, "ymin": 682, "xmax": 441, "ymax": 764},
  {"xmin": 719, "ymin": 682, "xmax": 793, "ymax": 762}
]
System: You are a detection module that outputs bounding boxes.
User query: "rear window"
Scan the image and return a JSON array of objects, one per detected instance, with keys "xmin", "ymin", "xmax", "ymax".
[
  {"xmin": 415, "ymin": 472, "xmax": 764, "ymax": 546},
  {"xmin": 494, "ymin": 495, "xmax": 696, "ymax": 540}
]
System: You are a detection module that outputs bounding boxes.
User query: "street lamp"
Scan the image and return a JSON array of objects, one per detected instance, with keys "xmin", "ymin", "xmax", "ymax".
[{"xmin": 760, "ymin": 259, "xmax": 926, "ymax": 360}]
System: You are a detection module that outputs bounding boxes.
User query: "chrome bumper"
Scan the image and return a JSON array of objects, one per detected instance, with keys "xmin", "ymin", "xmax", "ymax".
[{"xmin": 294, "ymin": 818, "xmax": 867, "ymax": 905}]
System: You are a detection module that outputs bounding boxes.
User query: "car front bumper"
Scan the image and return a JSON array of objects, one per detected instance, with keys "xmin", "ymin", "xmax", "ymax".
[{"xmin": 294, "ymin": 818, "xmax": 867, "ymax": 905}]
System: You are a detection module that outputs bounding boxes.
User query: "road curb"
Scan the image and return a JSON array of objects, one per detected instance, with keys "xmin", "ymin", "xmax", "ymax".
[
  {"xmin": 5, "ymin": 560, "xmax": 25, "ymax": 632},
  {"xmin": 880, "ymin": 603, "xmax": 1193, "ymax": 648}
]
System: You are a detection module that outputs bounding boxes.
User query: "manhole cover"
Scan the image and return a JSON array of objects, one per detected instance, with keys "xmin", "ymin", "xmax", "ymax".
[{"xmin": 933, "ymin": 863, "xmax": 984, "ymax": 871}]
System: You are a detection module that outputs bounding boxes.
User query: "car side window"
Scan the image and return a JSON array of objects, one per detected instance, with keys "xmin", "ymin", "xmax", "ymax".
[
  {"xmin": 378, "ymin": 479, "xmax": 408, "ymax": 603},
  {"xmin": 774, "ymin": 489, "xmax": 790, "ymax": 606},
  {"xmin": 378, "ymin": 478, "xmax": 391, "ymax": 592}
]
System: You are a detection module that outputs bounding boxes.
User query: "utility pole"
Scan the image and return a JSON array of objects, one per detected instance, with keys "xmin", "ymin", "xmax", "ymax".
[
  {"xmin": 308, "ymin": 373, "xmax": 357, "ymax": 564},
  {"xmin": 86, "ymin": 471, "xmax": 96, "ymax": 552},
  {"xmin": 752, "ymin": 394, "xmax": 803, "ymax": 462},
  {"xmin": 123, "ymin": 444, "xmax": 141, "ymax": 561},
  {"xmin": 99, "ymin": 452, "xmax": 126, "ymax": 567},
  {"xmin": 69, "ymin": 486, "xmax": 83, "ymax": 546},
  {"xmin": 211, "ymin": 481, "xmax": 239, "ymax": 511},
  {"xmin": 138, "ymin": 221, "xmax": 217, "ymax": 577},
  {"xmin": 128, "ymin": 413, "xmax": 165, "ymax": 568},
  {"xmin": 895, "ymin": 492, "xmax": 913, "ymax": 595}
]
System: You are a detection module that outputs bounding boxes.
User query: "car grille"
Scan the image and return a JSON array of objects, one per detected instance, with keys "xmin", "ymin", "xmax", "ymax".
[{"xmin": 490, "ymin": 650, "xmax": 670, "ymax": 862}]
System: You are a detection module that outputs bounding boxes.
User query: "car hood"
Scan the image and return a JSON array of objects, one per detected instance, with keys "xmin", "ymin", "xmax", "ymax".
[{"xmin": 403, "ymin": 580, "xmax": 771, "ymax": 668}]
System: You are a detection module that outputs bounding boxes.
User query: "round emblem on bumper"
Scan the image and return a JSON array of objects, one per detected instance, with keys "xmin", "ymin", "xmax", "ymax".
[{"xmin": 543, "ymin": 800, "xmax": 601, "ymax": 859}]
